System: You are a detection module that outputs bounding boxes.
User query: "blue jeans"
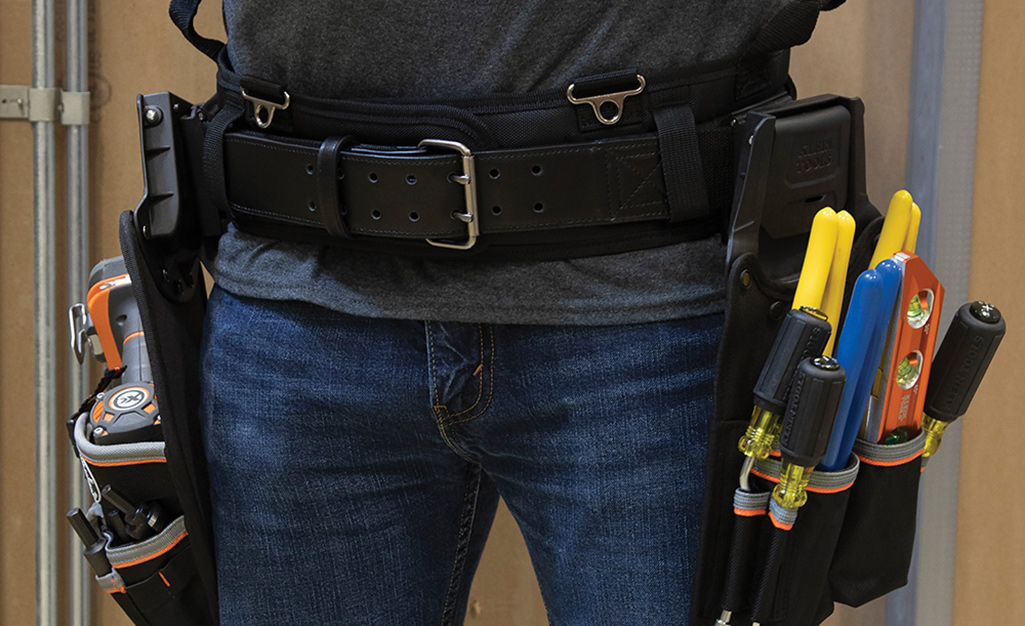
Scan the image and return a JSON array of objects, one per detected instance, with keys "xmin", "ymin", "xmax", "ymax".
[{"xmin": 200, "ymin": 287, "xmax": 721, "ymax": 625}]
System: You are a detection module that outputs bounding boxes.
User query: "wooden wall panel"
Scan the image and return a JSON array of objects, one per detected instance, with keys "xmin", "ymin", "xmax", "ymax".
[
  {"xmin": 954, "ymin": 0, "xmax": 1025, "ymax": 622},
  {"xmin": 0, "ymin": 0, "xmax": 42, "ymax": 623}
]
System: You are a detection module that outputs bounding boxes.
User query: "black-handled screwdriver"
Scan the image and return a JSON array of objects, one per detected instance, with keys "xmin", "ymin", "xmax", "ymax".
[
  {"xmin": 773, "ymin": 356, "xmax": 846, "ymax": 510},
  {"xmin": 739, "ymin": 307, "xmax": 832, "ymax": 466},
  {"xmin": 102, "ymin": 485, "xmax": 168, "ymax": 541},
  {"xmin": 922, "ymin": 301, "xmax": 1005, "ymax": 458}
]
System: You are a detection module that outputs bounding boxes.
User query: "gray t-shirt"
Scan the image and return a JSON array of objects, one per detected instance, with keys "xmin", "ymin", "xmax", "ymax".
[{"xmin": 211, "ymin": 1, "xmax": 791, "ymax": 325}]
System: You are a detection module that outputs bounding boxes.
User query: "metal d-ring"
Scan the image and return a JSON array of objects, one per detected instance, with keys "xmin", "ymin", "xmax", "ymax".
[
  {"xmin": 241, "ymin": 87, "xmax": 291, "ymax": 129},
  {"xmin": 566, "ymin": 74, "xmax": 646, "ymax": 126}
]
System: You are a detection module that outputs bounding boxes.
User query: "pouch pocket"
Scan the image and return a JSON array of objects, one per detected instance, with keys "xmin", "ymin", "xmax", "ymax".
[
  {"xmin": 73, "ymin": 413, "xmax": 179, "ymax": 516},
  {"xmin": 742, "ymin": 454, "xmax": 860, "ymax": 626},
  {"xmin": 828, "ymin": 432, "xmax": 925, "ymax": 606},
  {"xmin": 97, "ymin": 516, "xmax": 209, "ymax": 626},
  {"xmin": 73, "ymin": 412, "xmax": 208, "ymax": 625}
]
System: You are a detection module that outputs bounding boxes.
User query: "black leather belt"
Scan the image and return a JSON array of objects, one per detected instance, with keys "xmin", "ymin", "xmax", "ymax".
[
  {"xmin": 202, "ymin": 51, "xmax": 793, "ymax": 260},
  {"xmin": 227, "ymin": 131, "xmax": 689, "ymax": 245}
]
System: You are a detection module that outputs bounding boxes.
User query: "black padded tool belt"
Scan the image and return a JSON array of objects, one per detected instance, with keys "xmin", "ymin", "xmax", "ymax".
[
  {"xmin": 189, "ymin": 50, "xmax": 794, "ymax": 260},
  {"xmin": 167, "ymin": 0, "xmax": 844, "ymax": 260}
]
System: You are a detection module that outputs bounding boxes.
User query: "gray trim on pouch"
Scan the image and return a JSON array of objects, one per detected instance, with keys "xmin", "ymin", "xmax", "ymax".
[
  {"xmin": 106, "ymin": 516, "xmax": 187, "ymax": 568},
  {"xmin": 74, "ymin": 413, "xmax": 165, "ymax": 465},
  {"xmin": 755, "ymin": 454, "xmax": 860, "ymax": 491},
  {"xmin": 95, "ymin": 569, "xmax": 127, "ymax": 593},
  {"xmin": 769, "ymin": 499, "xmax": 798, "ymax": 527},
  {"xmin": 733, "ymin": 488, "xmax": 771, "ymax": 512},
  {"xmin": 854, "ymin": 432, "xmax": 926, "ymax": 464}
]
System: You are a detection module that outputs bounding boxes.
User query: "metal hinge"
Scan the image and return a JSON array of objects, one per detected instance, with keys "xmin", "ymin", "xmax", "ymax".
[{"xmin": 0, "ymin": 85, "xmax": 90, "ymax": 124}]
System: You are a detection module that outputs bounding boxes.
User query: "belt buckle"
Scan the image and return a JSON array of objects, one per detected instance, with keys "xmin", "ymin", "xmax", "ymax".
[{"xmin": 419, "ymin": 139, "xmax": 480, "ymax": 251}]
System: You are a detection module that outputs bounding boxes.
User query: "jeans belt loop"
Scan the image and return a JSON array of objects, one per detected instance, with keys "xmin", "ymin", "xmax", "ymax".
[{"xmin": 315, "ymin": 136, "xmax": 355, "ymax": 239}]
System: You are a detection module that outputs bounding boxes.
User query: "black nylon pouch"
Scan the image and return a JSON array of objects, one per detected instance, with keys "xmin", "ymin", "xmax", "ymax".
[
  {"xmin": 691, "ymin": 252, "xmax": 797, "ymax": 626},
  {"xmin": 746, "ymin": 456, "xmax": 860, "ymax": 626},
  {"xmin": 828, "ymin": 433, "xmax": 925, "ymax": 606},
  {"xmin": 691, "ymin": 215, "xmax": 883, "ymax": 626},
  {"xmin": 97, "ymin": 515, "xmax": 210, "ymax": 626},
  {"xmin": 119, "ymin": 210, "xmax": 218, "ymax": 624}
]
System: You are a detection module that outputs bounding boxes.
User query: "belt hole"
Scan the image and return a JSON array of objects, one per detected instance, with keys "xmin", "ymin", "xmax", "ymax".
[
  {"xmin": 368, "ymin": 172, "xmax": 379, "ymax": 183},
  {"xmin": 409, "ymin": 211, "xmax": 420, "ymax": 222},
  {"xmin": 489, "ymin": 168, "xmax": 500, "ymax": 179},
  {"xmin": 371, "ymin": 209, "xmax": 382, "ymax": 220},
  {"xmin": 308, "ymin": 201, "xmax": 316, "ymax": 212},
  {"xmin": 305, "ymin": 164, "xmax": 314, "ymax": 175},
  {"xmin": 407, "ymin": 174, "xmax": 417, "ymax": 185},
  {"xmin": 531, "ymin": 164, "xmax": 542, "ymax": 176},
  {"xmin": 491, "ymin": 205, "xmax": 502, "ymax": 216},
  {"xmin": 533, "ymin": 202, "xmax": 544, "ymax": 213}
]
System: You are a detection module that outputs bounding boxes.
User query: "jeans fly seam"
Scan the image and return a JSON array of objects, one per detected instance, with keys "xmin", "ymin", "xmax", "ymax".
[
  {"xmin": 426, "ymin": 322, "xmax": 442, "ymax": 407},
  {"xmin": 436, "ymin": 419, "xmax": 479, "ymax": 464},
  {"xmin": 442, "ymin": 323, "xmax": 488, "ymax": 422},
  {"xmin": 445, "ymin": 325, "xmax": 495, "ymax": 427},
  {"xmin": 439, "ymin": 464, "xmax": 482, "ymax": 626}
]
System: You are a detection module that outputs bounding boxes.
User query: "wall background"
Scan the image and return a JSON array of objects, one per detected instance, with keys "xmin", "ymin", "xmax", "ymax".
[{"xmin": 0, "ymin": 0, "xmax": 1015, "ymax": 624}]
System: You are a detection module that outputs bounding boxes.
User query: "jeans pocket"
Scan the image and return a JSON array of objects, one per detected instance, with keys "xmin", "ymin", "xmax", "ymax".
[{"xmin": 829, "ymin": 433, "xmax": 924, "ymax": 607}]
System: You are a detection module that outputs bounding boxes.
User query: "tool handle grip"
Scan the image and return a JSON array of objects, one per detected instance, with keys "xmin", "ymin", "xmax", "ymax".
[
  {"xmin": 779, "ymin": 356, "xmax": 845, "ymax": 467},
  {"xmin": 924, "ymin": 301, "xmax": 1005, "ymax": 423},
  {"xmin": 754, "ymin": 308, "xmax": 832, "ymax": 414}
]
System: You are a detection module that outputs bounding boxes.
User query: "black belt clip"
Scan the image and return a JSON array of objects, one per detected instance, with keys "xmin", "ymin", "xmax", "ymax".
[{"xmin": 727, "ymin": 94, "xmax": 878, "ymax": 279}]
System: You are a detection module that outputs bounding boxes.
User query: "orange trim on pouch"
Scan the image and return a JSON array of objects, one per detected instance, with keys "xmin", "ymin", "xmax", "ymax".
[
  {"xmin": 769, "ymin": 511, "xmax": 794, "ymax": 531},
  {"xmin": 806, "ymin": 481, "xmax": 855, "ymax": 494},
  {"xmin": 159, "ymin": 572, "xmax": 171, "ymax": 587},
  {"xmin": 83, "ymin": 456, "xmax": 166, "ymax": 468},
  {"xmin": 750, "ymin": 467, "xmax": 780, "ymax": 485},
  {"xmin": 734, "ymin": 507, "xmax": 766, "ymax": 517},
  {"xmin": 857, "ymin": 449, "xmax": 923, "ymax": 467}
]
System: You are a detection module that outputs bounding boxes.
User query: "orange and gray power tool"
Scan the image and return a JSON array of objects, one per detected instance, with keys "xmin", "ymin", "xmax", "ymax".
[{"xmin": 70, "ymin": 257, "xmax": 161, "ymax": 444}]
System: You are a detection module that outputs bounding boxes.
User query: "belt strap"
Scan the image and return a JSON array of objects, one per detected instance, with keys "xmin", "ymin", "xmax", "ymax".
[{"xmin": 224, "ymin": 131, "xmax": 684, "ymax": 242}]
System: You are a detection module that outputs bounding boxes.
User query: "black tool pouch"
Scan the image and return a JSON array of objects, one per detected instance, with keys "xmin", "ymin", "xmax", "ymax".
[
  {"xmin": 743, "ymin": 454, "xmax": 860, "ymax": 626},
  {"xmin": 690, "ymin": 251, "xmax": 797, "ymax": 625},
  {"xmin": 691, "ymin": 212, "xmax": 885, "ymax": 625},
  {"xmin": 828, "ymin": 433, "xmax": 925, "ymax": 607},
  {"xmin": 114, "ymin": 207, "xmax": 219, "ymax": 625},
  {"xmin": 72, "ymin": 413, "xmax": 211, "ymax": 625},
  {"xmin": 690, "ymin": 81, "xmax": 892, "ymax": 624}
]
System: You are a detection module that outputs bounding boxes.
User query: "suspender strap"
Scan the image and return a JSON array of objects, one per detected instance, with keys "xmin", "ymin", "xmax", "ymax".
[
  {"xmin": 168, "ymin": 0, "xmax": 225, "ymax": 62},
  {"xmin": 202, "ymin": 92, "xmax": 243, "ymax": 219}
]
